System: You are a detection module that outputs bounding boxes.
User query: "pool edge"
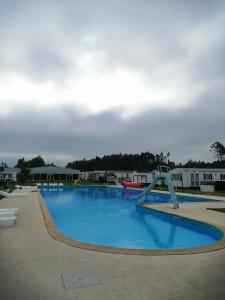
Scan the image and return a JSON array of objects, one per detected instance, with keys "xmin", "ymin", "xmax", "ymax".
[{"xmin": 37, "ymin": 191, "xmax": 225, "ymax": 255}]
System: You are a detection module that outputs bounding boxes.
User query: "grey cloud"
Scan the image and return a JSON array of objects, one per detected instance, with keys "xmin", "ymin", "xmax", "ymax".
[
  {"xmin": 0, "ymin": 0, "xmax": 224, "ymax": 82},
  {"xmin": 0, "ymin": 90, "xmax": 224, "ymax": 166},
  {"xmin": 190, "ymin": 40, "xmax": 225, "ymax": 83},
  {"xmin": 0, "ymin": 0, "xmax": 224, "ymax": 166}
]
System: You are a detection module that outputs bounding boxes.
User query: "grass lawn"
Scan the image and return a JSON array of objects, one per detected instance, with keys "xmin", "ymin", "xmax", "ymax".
[
  {"xmin": 152, "ymin": 185, "xmax": 225, "ymax": 197},
  {"xmin": 75, "ymin": 181, "xmax": 109, "ymax": 186},
  {"xmin": 175, "ymin": 189, "xmax": 225, "ymax": 197},
  {"xmin": 207, "ymin": 208, "xmax": 225, "ymax": 213},
  {"xmin": 0, "ymin": 183, "xmax": 16, "ymax": 193}
]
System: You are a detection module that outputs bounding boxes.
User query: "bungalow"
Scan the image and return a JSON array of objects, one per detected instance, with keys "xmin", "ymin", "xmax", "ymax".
[
  {"xmin": 0, "ymin": 168, "xmax": 21, "ymax": 183},
  {"xmin": 79, "ymin": 167, "xmax": 225, "ymax": 190},
  {"xmin": 170, "ymin": 168, "xmax": 225, "ymax": 188},
  {"xmin": 30, "ymin": 166, "xmax": 80, "ymax": 182},
  {"xmin": 79, "ymin": 170, "xmax": 153, "ymax": 183}
]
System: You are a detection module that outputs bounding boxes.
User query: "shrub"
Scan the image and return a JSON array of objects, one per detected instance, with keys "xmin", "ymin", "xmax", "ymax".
[{"xmin": 215, "ymin": 181, "xmax": 225, "ymax": 191}]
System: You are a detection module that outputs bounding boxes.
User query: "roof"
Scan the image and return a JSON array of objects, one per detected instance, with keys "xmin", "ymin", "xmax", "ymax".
[
  {"xmin": 0, "ymin": 167, "xmax": 21, "ymax": 174},
  {"xmin": 80, "ymin": 170, "xmax": 153, "ymax": 174},
  {"xmin": 172, "ymin": 168, "xmax": 225, "ymax": 172},
  {"xmin": 30, "ymin": 166, "xmax": 80, "ymax": 175},
  {"xmin": 90, "ymin": 170, "xmax": 137, "ymax": 173}
]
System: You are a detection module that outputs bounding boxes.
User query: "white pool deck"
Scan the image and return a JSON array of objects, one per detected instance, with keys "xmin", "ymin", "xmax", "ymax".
[{"xmin": 0, "ymin": 186, "xmax": 225, "ymax": 300}]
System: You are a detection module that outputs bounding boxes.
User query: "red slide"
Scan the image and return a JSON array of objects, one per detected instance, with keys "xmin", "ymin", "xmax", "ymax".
[{"xmin": 121, "ymin": 181, "xmax": 142, "ymax": 188}]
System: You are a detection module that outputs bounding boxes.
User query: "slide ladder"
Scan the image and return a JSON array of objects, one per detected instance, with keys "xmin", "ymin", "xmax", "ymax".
[
  {"xmin": 133, "ymin": 166, "xmax": 179, "ymax": 209},
  {"xmin": 114, "ymin": 177, "xmax": 122, "ymax": 188}
]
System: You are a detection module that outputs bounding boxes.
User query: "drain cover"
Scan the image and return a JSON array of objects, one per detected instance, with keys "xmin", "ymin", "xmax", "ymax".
[{"xmin": 61, "ymin": 272, "xmax": 100, "ymax": 290}]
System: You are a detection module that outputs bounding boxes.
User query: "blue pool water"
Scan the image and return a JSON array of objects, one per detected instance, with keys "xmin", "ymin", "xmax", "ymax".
[{"xmin": 40, "ymin": 186, "xmax": 223, "ymax": 250}]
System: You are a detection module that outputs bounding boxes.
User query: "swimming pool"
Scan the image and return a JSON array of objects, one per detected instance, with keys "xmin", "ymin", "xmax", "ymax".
[{"xmin": 40, "ymin": 186, "xmax": 224, "ymax": 252}]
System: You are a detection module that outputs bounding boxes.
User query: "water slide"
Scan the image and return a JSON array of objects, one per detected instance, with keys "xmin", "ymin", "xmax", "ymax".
[
  {"xmin": 114, "ymin": 177, "xmax": 123, "ymax": 187},
  {"xmin": 132, "ymin": 167, "xmax": 179, "ymax": 209}
]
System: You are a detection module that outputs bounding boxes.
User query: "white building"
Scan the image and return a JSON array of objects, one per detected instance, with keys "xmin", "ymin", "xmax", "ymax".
[
  {"xmin": 79, "ymin": 170, "xmax": 153, "ymax": 183},
  {"xmin": 79, "ymin": 168, "xmax": 225, "ymax": 189},
  {"xmin": 30, "ymin": 166, "xmax": 80, "ymax": 182},
  {"xmin": 0, "ymin": 168, "xmax": 21, "ymax": 182},
  {"xmin": 170, "ymin": 168, "xmax": 225, "ymax": 188},
  {"xmin": 1, "ymin": 165, "xmax": 224, "ymax": 187}
]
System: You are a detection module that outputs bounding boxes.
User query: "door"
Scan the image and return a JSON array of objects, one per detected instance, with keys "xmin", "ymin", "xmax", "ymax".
[{"xmin": 190, "ymin": 172, "xmax": 199, "ymax": 187}]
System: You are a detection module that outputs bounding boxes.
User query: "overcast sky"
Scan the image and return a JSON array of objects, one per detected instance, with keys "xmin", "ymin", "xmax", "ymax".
[{"xmin": 0, "ymin": 0, "xmax": 225, "ymax": 167}]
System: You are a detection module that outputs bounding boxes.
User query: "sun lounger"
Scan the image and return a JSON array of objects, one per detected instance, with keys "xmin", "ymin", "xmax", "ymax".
[
  {"xmin": 0, "ymin": 216, "xmax": 17, "ymax": 227},
  {"xmin": 0, "ymin": 208, "xmax": 18, "ymax": 215},
  {"xmin": 0, "ymin": 211, "xmax": 16, "ymax": 217},
  {"xmin": 48, "ymin": 183, "xmax": 58, "ymax": 187},
  {"xmin": 15, "ymin": 185, "xmax": 22, "ymax": 189},
  {"xmin": 0, "ymin": 190, "xmax": 28, "ymax": 198}
]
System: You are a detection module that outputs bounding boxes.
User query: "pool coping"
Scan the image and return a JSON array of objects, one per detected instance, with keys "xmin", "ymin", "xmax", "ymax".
[{"xmin": 37, "ymin": 191, "xmax": 225, "ymax": 255}]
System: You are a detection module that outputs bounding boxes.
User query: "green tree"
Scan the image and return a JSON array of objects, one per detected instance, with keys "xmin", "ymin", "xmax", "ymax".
[
  {"xmin": 28, "ymin": 155, "xmax": 46, "ymax": 168},
  {"xmin": 15, "ymin": 155, "xmax": 46, "ymax": 168},
  {"xmin": 15, "ymin": 157, "xmax": 27, "ymax": 168},
  {"xmin": 0, "ymin": 162, "xmax": 8, "ymax": 171},
  {"xmin": 66, "ymin": 151, "xmax": 175, "ymax": 172},
  {"xmin": 17, "ymin": 168, "xmax": 31, "ymax": 183},
  {"xmin": 210, "ymin": 141, "xmax": 225, "ymax": 161}
]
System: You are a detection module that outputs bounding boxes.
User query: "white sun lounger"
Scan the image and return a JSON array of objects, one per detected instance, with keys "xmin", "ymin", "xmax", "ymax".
[
  {"xmin": 0, "ymin": 190, "xmax": 28, "ymax": 198},
  {"xmin": 15, "ymin": 185, "xmax": 22, "ymax": 189},
  {"xmin": 0, "ymin": 208, "xmax": 18, "ymax": 215},
  {"xmin": 0, "ymin": 216, "xmax": 17, "ymax": 227},
  {"xmin": 0, "ymin": 211, "xmax": 16, "ymax": 218}
]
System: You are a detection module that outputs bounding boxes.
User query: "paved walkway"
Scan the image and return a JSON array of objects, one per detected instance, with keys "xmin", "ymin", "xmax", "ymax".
[{"xmin": 0, "ymin": 187, "xmax": 225, "ymax": 300}]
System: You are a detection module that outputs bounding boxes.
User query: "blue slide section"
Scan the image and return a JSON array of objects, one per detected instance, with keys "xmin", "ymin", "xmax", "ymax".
[{"xmin": 133, "ymin": 173, "xmax": 179, "ymax": 209}]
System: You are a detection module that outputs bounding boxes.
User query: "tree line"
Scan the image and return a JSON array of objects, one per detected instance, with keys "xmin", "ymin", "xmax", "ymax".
[
  {"xmin": 66, "ymin": 141, "xmax": 225, "ymax": 171},
  {"xmin": 66, "ymin": 152, "xmax": 174, "ymax": 172},
  {"xmin": 1, "ymin": 141, "xmax": 224, "ymax": 172}
]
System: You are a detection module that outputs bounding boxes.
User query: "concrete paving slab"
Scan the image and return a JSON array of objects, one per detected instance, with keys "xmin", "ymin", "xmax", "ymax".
[{"xmin": 61, "ymin": 272, "xmax": 100, "ymax": 290}]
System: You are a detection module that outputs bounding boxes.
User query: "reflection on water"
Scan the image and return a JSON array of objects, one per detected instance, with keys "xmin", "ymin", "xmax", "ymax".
[{"xmin": 131, "ymin": 208, "xmax": 177, "ymax": 248}]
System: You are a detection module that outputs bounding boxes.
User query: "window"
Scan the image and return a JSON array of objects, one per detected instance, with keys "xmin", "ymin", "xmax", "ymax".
[
  {"xmin": 221, "ymin": 174, "xmax": 225, "ymax": 181},
  {"xmin": 203, "ymin": 173, "xmax": 212, "ymax": 181},
  {"xmin": 133, "ymin": 175, "xmax": 147, "ymax": 183},
  {"xmin": 67, "ymin": 175, "xmax": 73, "ymax": 181},
  {"xmin": 172, "ymin": 174, "xmax": 182, "ymax": 181}
]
